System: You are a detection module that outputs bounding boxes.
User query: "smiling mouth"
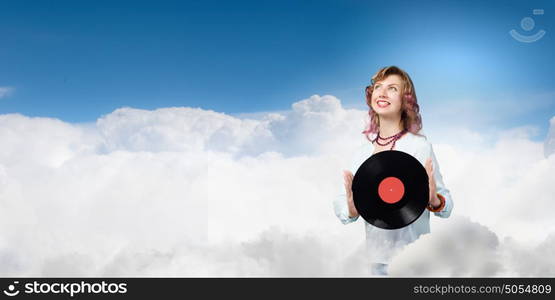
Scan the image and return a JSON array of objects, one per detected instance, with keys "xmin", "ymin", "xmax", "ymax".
[{"xmin": 377, "ymin": 100, "xmax": 390, "ymax": 108}]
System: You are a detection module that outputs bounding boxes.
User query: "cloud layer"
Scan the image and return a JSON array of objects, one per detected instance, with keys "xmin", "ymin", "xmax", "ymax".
[
  {"xmin": 545, "ymin": 116, "xmax": 555, "ymax": 157},
  {"xmin": 390, "ymin": 216, "xmax": 555, "ymax": 277},
  {"xmin": 0, "ymin": 95, "xmax": 554, "ymax": 276}
]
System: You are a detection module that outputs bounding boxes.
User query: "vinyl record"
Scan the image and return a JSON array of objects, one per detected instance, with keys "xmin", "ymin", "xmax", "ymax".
[{"xmin": 352, "ymin": 150, "xmax": 429, "ymax": 230}]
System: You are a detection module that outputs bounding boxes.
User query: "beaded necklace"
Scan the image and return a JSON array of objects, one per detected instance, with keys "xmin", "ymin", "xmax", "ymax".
[{"xmin": 372, "ymin": 129, "xmax": 407, "ymax": 150}]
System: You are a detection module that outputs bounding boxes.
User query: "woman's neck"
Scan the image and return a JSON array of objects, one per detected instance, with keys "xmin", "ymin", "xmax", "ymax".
[{"xmin": 378, "ymin": 115, "xmax": 404, "ymax": 137}]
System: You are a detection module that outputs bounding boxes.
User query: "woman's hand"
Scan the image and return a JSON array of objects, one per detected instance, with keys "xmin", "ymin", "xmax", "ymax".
[
  {"xmin": 425, "ymin": 157, "xmax": 441, "ymax": 208},
  {"xmin": 343, "ymin": 170, "xmax": 359, "ymax": 217}
]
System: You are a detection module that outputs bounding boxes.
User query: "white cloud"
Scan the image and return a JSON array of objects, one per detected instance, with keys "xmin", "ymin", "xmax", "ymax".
[
  {"xmin": 389, "ymin": 216, "xmax": 501, "ymax": 277},
  {"xmin": 0, "ymin": 94, "xmax": 554, "ymax": 276},
  {"xmin": 544, "ymin": 116, "xmax": 555, "ymax": 157},
  {"xmin": 429, "ymin": 128, "xmax": 555, "ymax": 244},
  {"xmin": 389, "ymin": 216, "xmax": 555, "ymax": 277},
  {"xmin": 93, "ymin": 96, "xmax": 365, "ymax": 157},
  {"xmin": 0, "ymin": 87, "xmax": 14, "ymax": 99}
]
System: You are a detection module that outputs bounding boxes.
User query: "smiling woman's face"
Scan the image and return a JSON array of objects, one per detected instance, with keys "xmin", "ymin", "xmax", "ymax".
[{"xmin": 371, "ymin": 74, "xmax": 404, "ymax": 117}]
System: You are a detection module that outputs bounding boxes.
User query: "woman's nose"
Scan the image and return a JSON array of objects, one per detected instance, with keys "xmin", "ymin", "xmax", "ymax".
[{"xmin": 377, "ymin": 89, "xmax": 388, "ymax": 98}]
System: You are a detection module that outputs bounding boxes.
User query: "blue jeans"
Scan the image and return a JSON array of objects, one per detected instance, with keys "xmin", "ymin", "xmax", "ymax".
[{"xmin": 370, "ymin": 263, "xmax": 388, "ymax": 276}]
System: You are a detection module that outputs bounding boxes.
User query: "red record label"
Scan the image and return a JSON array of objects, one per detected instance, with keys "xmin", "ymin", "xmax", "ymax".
[{"xmin": 378, "ymin": 176, "xmax": 405, "ymax": 204}]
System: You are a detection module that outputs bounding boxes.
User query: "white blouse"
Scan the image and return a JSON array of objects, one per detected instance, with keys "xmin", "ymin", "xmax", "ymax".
[{"xmin": 333, "ymin": 131, "xmax": 454, "ymax": 264}]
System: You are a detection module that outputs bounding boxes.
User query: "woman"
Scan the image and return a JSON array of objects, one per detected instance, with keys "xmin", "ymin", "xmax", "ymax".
[{"xmin": 333, "ymin": 66, "xmax": 453, "ymax": 276}]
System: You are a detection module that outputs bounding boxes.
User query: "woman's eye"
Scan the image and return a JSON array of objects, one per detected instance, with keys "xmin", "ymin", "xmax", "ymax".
[{"xmin": 389, "ymin": 87, "xmax": 397, "ymax": 91}]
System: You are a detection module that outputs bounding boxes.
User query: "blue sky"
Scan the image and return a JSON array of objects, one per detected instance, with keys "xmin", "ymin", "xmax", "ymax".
[{"xmin": 1, "ymin": 0, "xmax": 554, "ymax": 138}]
